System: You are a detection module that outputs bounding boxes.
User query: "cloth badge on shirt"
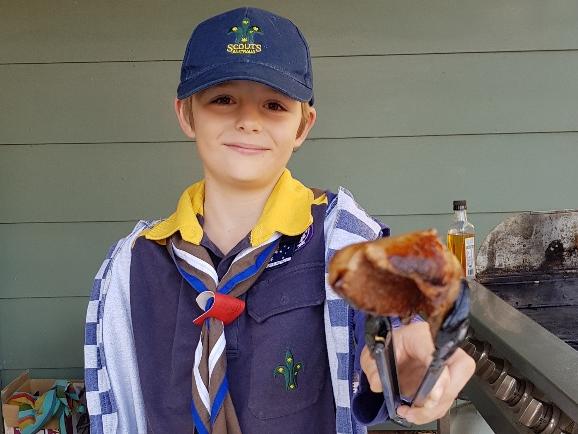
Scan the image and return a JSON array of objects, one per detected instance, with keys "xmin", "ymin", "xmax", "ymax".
[
  {"xmin": 274, "ymin": 350, "xmax": 303, "ymax": 391},
  {"xmin": 296, "ymin": 225, "xmax": 313, "ymax": 251},
  {"xmin": 267, "ymin": 225, "xmax": 313, "ymax": 269}
]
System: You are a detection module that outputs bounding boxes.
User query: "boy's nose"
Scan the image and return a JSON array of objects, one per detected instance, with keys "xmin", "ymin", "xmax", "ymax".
[{"xmin": 235, "ymin": 103, "xmax": 263, "ymax": 133}]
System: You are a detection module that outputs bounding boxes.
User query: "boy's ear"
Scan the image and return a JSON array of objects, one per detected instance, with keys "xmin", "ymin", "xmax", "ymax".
[
  {"xmin": 174, "ymin": 97, "xmax": 196, "ymax": 140},
  {"xmin": 294, "ymin": 106, "xmax": 317, "ymax": 151}
]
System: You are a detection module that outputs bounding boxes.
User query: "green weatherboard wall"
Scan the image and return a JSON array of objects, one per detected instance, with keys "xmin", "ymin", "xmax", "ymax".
[{"xmin": 2, "ymin": 0, "xmax": 578, "ymax": 391}]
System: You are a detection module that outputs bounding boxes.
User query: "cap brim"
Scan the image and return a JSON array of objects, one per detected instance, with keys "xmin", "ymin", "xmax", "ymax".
[{"xmin": 177, "ymin": 62, "xmax": 314, "ymax": 104}]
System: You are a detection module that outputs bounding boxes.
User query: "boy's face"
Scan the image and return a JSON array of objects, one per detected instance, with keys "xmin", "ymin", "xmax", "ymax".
[{"xmin": 175, "ymin": 80, "xmax": 316, "ymax": 189}]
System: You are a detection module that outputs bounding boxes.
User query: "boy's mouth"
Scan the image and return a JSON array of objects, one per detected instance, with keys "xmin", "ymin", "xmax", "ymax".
[{"xmin": 225, "ymin": 143, "xmax": 270, "ymax": 154}]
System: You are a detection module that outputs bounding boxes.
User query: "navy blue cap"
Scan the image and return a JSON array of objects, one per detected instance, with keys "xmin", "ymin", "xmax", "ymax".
[{"xmin": 177, "ymin": 7, "xmax": 314, "ymax": 105}]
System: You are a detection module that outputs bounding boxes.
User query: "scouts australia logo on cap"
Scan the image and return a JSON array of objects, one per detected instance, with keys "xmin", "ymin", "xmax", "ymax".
[{"xmin": 227, "ymin": 17, "xmax": 263, "ymax": 54}]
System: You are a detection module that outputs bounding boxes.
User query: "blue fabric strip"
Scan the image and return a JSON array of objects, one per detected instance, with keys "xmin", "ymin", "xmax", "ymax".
[
  {"xmin": 336, "ymin": 405, "xmax": 353, "ymax": 434},
  {"xmin": 218, "ymin": 240, "xmax": 277, "ymax": 295},
  {"xmin": 335, "ymin": 209, "xmax": 377, "ymax": 241},
  {"xmin": 210, "ymin": 376, "xmax": 229, "ymax": 425},
  {"xmin": 327, "ymin": 299, "xmax": 349, "ymax": 327},
  {"xmin": 191, "ymin": 400, "xmax": 209, "ymax": 434},
  {"xmin": 176, "ymin": 265, "xmax": 210, "ymax": 294},
  {"xmin": 88, "ymin": 415, "xmax": 104, "ymax": 434},
  {"xmin": 348, "ymin": 306, "xmax": 357, "ymax": 431},
  {"xmin": 85, "ymin": 368, "xmax": 99, "ymax": 392},
  {"xmin": 85, "ymin": 322, "xmax": 97, "ymax": 345}
]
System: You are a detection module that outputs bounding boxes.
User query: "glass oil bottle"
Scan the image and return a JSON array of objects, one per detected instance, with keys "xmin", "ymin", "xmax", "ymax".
[{"xmin": 447, "ymin": 200, "xmax": 476, "ymax": 278}]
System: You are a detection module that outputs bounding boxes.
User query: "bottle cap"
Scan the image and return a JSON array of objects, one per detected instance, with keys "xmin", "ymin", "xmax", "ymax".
[{"xmin": 453, "ymin": 200, "xmax": 467, "ymax": 211}]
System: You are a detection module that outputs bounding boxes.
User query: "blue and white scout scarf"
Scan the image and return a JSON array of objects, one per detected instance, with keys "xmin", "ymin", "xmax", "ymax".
[{"xmin": 166, "ymin": 232, "xmax": 282, "ymax": 434}]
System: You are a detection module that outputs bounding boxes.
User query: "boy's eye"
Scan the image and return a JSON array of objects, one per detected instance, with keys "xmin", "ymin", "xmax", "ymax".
[
  {"xmin": 211, "ymin": 95, "xmax": 233, "ymax": 105},
  {"xmin": 266, "ymin": 101, "xmax": 286, "ymax": 111}
]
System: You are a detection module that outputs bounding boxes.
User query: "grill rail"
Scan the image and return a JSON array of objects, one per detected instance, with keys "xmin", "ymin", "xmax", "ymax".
[{"xmin": 463, "ymin": 280, "xmax": 578, "ymax": 433}]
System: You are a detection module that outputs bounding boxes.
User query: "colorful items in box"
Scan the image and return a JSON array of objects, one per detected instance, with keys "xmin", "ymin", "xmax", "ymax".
[{"xmin": 7, "ymin": 380, "xmax": 85, "ymax": 434}]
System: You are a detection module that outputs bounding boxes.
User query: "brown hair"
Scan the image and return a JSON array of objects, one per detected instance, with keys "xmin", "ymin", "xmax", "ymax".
[{"xmin": 297, "ymin": 102, "xmax": 312, "ymax": 138}]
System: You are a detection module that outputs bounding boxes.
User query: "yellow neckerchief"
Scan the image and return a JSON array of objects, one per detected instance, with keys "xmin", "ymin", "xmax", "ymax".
[{"xmin": 141, "ymin": 169, "xmax": 327, "ymax": 247}]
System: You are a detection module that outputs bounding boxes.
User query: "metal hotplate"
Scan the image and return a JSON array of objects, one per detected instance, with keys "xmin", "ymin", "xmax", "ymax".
[
  {"xmin": 475, "ymin": 210, "xmax": 578, "ymax": 351},
  {"xmin": 481, "ymin": 275, "xmax": 578, "ymax": 350}
]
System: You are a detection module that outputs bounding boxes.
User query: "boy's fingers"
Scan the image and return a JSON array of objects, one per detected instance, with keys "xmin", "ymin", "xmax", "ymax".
[
  {"xmin": 397, "ymin": 349, "xmax": 475, "ymax": 425},
  {"xmin": 421, "ymin": 373, "xmax": 447, "ymax": 408},
  {"xmin": 444, "ymin": 348, "xmax": 476, "ymax": 399},
  {"xmin": 414, "ymin": 366, "xmax": 450, "ymax": 411},
  {"xmin": 368, "ymin": 371, "xmax": 383, "ymax": 393},
  {"xmin": 394, "ymin": 322, "xmax": 435, "ymax": 365},
  {"xmin": 396, "ymin": 405, "xmax": 410, "ymax": 418},
  {"xmin": 398, "ymin": 396, "xmax": 453, "ymax": 425},
  {"xmin": 397, "ymin": 372, "xmax": 450, "ymax": 423},
  {"xmin": 360, "ymin": 346, "xmax": 383, "ymax": 393}
]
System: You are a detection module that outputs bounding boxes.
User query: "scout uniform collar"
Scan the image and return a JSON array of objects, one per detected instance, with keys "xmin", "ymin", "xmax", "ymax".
[{"xmin": 142, "ymin": 169, "xmax": 327, "ymax": 246}]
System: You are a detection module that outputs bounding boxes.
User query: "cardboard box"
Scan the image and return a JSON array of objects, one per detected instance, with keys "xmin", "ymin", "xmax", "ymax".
[
  {"xmin": 1, "ymin": 371, "xmax": 83, "ymax": 434},
  {"xmin": 4, "ymin": 428, "xmax": 59, "ymax": 434}
]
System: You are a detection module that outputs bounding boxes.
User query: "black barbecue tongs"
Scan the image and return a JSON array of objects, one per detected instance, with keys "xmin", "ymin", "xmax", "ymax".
[{"xmin": 364, "ymin": 279, "xmax": 471, "ymax": 427}]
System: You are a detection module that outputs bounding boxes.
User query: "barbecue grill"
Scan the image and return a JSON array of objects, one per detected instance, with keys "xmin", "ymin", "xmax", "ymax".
[
  {"xmin": 457, "ymin": 210, "xmax": 578, "ymax": 433},
  {"xmin": 477, "ymin": 209, "xmax": 578, "ymax": 350}
]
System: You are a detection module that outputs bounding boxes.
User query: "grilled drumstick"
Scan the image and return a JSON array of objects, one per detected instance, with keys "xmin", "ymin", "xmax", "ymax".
[{"xmin": 328, "ymin": 229, "xmax": 464, "ymax": 337}]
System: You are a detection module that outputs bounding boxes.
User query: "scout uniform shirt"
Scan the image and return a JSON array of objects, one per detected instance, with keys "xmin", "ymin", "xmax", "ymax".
[
  {"xmin": 84, "ymin": 169, "xmax": 390, "ymax": 434},
  {"xmin": 134, "ymin": 169, "xmax": 334, "ymax": 433}
]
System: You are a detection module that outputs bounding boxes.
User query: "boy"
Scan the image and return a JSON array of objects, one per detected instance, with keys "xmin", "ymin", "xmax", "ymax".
[{"xmin": 84, "ymin": 6, "xmax": 474, "ymax": 434}]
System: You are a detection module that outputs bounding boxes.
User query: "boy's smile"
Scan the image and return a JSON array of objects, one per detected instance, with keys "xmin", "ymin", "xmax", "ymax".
[
  {"xmin": 224, "ymin": 142, "xmax": 269, "ymax": 155},
  {"xmin": 176, "ymin": 80, "xmax": 316, "ymax": 189}
]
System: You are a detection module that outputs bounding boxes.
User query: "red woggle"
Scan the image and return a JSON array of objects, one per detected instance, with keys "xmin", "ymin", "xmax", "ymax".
[{"xmin": 193, "ymin": 292, "xmax": 245, "ymax": 326}]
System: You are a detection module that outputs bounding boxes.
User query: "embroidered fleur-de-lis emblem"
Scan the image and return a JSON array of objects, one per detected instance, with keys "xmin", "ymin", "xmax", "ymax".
[
  {"xmin": 227, "ymin": 17, "xmax": 263, "ymax": 44},
  {"xmin": 274, "ymin": 350, "xmax": 303, "ymax": 391}
]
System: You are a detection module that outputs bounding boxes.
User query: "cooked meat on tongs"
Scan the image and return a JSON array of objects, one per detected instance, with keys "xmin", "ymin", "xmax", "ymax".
[
  {"xmin": 328, "ymin": 229, "xmax": 464, "ymax": 337},
  {"xmin": 328, "ymin": 229, "xmax": 470, "ymax": 426}
]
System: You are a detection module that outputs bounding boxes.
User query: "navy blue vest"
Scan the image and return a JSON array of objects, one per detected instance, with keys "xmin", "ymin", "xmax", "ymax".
[{"xmin": 130, "ymin": 200, "xmax": 336, "ymax": 433}]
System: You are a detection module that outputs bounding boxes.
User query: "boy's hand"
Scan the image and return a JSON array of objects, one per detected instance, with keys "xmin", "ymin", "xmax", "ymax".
[{"xmin": 360, "ymin": 321, "xmax": 475, "ymax": 425}]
